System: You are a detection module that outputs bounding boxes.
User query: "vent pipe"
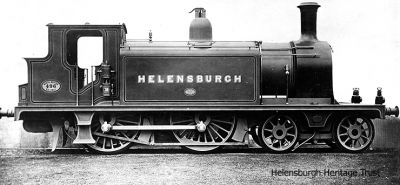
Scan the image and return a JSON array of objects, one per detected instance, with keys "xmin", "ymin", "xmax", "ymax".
[
  {"xmin": 189, "ymin": 8, "xmax": 212, "ymax": 41},
  {"xmin": 298, "ymin": 2, "xmax": 320, "ymax": 42}
]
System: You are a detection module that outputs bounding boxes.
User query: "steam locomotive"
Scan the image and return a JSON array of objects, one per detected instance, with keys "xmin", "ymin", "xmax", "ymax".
[{"xmin": 0, "ymin": 2, "xmax": 398, "ymax": 154}]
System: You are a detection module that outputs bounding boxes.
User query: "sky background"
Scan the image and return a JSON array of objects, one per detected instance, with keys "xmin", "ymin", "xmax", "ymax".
[{"xmin": 0, "ymin": 0, "xmax": 399, "ymax": 109}]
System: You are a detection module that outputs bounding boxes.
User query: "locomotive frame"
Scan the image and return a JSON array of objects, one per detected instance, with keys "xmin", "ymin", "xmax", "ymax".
[{"xmin": 1, "ymin": 2, "xmax": 398, "ymax": 154}]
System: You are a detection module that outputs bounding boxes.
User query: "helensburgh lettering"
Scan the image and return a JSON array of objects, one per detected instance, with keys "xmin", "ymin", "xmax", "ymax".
[{"xmin": 137, "ymin": 75, "xmax": 242, "ymax": 84}]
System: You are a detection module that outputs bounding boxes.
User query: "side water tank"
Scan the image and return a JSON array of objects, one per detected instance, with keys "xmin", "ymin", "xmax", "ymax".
[{"xmin": 189, "ymin": 8, "xmax": 212, "ymax": 41}]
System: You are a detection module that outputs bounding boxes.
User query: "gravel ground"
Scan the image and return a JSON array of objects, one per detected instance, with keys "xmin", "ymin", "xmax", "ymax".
[{"xmin": 0, "ymin": 148, "xmax": 399, "ymax": 185}]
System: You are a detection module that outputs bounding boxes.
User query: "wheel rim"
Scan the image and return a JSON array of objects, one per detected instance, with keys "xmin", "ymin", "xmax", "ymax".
[
  {"xmin": 259, "ymin": 115, "xmax": 298, "ymax": 152},
  {"xmin": 170, "ymin": 112, "xmax": 235, "ymax": 152},
  {"xmin": 87, "ymin": 113, "xmax": 141, "ymax": 153},
  {"xmin": 336, "ymin": 116, "xmax": 374, "ymax": 151}
]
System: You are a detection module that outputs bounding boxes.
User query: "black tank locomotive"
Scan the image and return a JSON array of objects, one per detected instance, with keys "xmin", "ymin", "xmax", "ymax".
[{"xmin": 0, "ymin": 2, "xmax": 398, "ymax": 154}]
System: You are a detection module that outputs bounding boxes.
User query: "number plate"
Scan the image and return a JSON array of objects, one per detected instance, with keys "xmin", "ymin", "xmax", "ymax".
[{"xmin": 41, "ymin": 80, "xmax": 61, "ymax": 93}]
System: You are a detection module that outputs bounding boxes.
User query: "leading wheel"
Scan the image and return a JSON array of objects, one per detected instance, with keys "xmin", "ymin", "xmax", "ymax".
[
  {"xmin": 170, "ymin": 112, "xmax": 236, "ymax": 153},
  {"xmin": 258, "ymin": 115, "xmax": 298, "ymax": 152},
  {"xmin": 86, "ymin": 113, "xmax": 142, "ymax": 154},
  {"xmin": 334, "ymin": 115, "xmax": 374, "ymax": 152}
]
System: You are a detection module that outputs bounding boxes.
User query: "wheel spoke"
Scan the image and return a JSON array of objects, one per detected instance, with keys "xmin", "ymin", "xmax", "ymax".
[
  {"xmin": 102, "ymin": 137, "xmax": 106, "ymax": 149},
  {"xmin": 268, "ymin": 121, "xmax": 276, "ymax": 127},
  {"xmin": 339, "ymin": 133, "xmax": 347, "ymax": 137},
  {"xmin": 340, "ymin": 124, "xmax": 349, "ymax": 130},
  {"xmin": 361, "ymin": 135, "xmax": 369, "ymax": 140},
  {"xmin": 209, "ymin": 125, "xmax": 223, "ymax": 140},
  {"xmin": 176, "ymin": 130, "xmax": 184, "ymax": 138},
  {"xmin": 187, "ymin": 130, "xmax": 195, "ymax": 140},
  {"xmin": 115, "ymin": 122, "xmax": 124, "ymax": 126},
  {"xmin": 118, "ymin": 119, "xmax": 140, "ymax": 125},
  {"xmin": 357, "ymin": 139, "xmax": 362, "ymax": 147},
  {"xmin": 93, "ymin": 124, "xmax": 100, "ymax": 131},
  {"xmin": 284, "ymin": 138, "xmax": 290, "ymax": 145},
  {"xmin": 264, "ymin": 128, "xmax": 273, "ymax": 132},
  {"xmin": 212, "ymin": 119, "xmax": 234, "ymax": 125},
  {"xmin": 177, "ymin": 129, "xmax": 188, "ymax": 138},
  {"xmin": 276, "ymin": 119, "xmax": 282, "ymax": 126},
  {"xmin": 343, "ymin": 137, "xmax": 350, "ymax": 144},
  {"xmin": 110, "ymin": 139, "xmax": 114, "ymax": 149},
  {"xmin": 207, "ymin": 129, "xmax": 215, "ymax": 142},
  {"xmin": 287, "ymin": 133, "xmax": 295, "ymax": 137},
  {"xmin": 121, "ymin": 132, "xmax": 130, "ymax": 139},
  {"xmin": 209, "ymin": 122, "xmax": 229, "ymax": 133},
  {"xmin": 171, "ymin": 119, "xmax": 194, "ymax": 125},
  {"xmin": 362, "ymin": 128, "xmax": 370, "ymax": 132},
  {"xmin": 283, "ymin": 120, "xmax": 290, "ymax": 126},
  {"xmin": 185, "ymin": 130, "xmax": 194, "ymax": 140},
  {"xmin": 197, "ymin": 134, "xmax": 201, "ymax": 142},
  {"xmin": 347, "ymin": 120, "xmax": 353, "ymax": 126}
]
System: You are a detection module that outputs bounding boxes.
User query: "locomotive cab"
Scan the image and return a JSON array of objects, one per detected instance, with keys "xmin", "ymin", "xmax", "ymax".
[{"xmin": 20, "ymin": 24, "xmax": 124, "ymax": 108}]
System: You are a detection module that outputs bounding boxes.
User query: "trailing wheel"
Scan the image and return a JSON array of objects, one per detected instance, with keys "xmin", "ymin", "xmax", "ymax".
[
  {"xmin": 170, "ymin": 112, "xmax": 236, "ymax": 152},
  {"xmin": 86, "ymin": 113, "xmax": 142, "ymax": 154},
  {"xmin": 334, "ymin": 115, "xmax": 374, "ymax": 152},
  {"xmin": 258, "ymin": 115, "xmax": 298, "ymax": 152}
]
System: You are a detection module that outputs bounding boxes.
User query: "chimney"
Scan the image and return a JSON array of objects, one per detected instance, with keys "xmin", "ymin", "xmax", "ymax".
[{"xmin": 298, "ymin": 2, "xmax": 320, "ymax": 42}]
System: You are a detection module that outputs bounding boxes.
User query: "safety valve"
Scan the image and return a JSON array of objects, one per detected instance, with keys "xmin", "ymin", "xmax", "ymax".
[
  {"xmin": 351, "ymin": 88, "xmax": 362, "ymax": 104},
  {"xmin": 375, "ymin": 87, "xmax": 385, "ymax": 105}
]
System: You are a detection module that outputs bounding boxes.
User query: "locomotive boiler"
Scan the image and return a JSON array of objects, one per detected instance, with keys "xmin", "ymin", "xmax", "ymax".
[{"xmin": 0, "ymin": 2, "xmax": 398, "ymax": 154}]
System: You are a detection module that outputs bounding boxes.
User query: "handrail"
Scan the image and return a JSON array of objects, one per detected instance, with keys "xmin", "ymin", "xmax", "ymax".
[
  {"xmin": 121, "ymin": 40, "xmax": 262, "ymax": 49},
  {"xmin": 75, "ymin": 65, "xmax": 79, "ymax": 106},
  {"xmin": 91, "ymin": 66, "xmax": 94, "ymax": 106}
]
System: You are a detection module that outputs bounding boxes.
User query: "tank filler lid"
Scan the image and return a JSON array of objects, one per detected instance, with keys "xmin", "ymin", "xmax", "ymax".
[{"xmin": 189, "ymin": 7, "xmax": 207, "ymax": 18}]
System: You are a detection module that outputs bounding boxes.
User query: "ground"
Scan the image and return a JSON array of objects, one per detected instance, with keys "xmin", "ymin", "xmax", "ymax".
[{"xmin": 0, "ymin": 148, "xmax": 399, "ymax": 185}]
